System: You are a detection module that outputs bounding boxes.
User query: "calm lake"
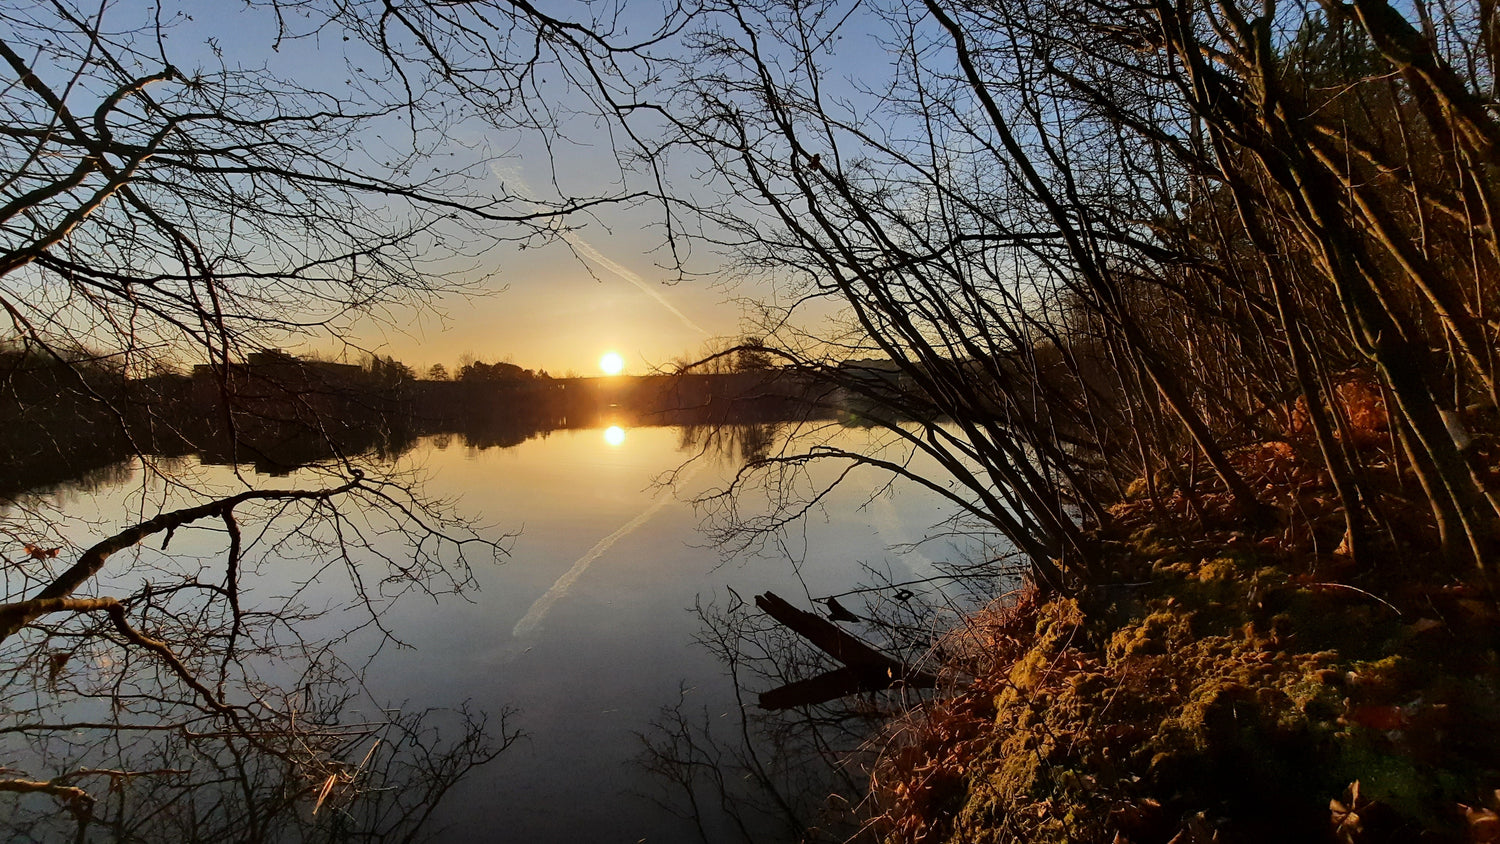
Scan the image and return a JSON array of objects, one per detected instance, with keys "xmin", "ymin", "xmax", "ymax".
[{"xmin": 15, "ymin": 420, "xmax": 991, "ymax": 842}]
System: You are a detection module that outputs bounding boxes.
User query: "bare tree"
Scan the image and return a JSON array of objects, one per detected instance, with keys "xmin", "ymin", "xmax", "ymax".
[{"xmin": 616, "ymin": 0, "xmax": 1500, "ymax": 593}]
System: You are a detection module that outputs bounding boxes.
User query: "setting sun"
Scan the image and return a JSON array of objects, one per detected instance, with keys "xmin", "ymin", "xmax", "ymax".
[{"xmin": 599, "ymin": 351, "xmax": 625, "ymax": 375}]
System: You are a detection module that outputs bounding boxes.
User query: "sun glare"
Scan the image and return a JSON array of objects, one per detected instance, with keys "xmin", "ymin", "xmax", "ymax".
[
  {"xmin": 603, "ymin": 426, "xmax": 626, "ymax": 446},
  {"xmin": 599, "ymin": 351, "xmax": 625, "ymax": 375}
]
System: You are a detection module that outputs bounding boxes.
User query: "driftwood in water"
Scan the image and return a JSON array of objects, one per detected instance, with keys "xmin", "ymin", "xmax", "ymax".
[{"xmin": 754, "ymin": 591, "xmax": 937, "ymax": 710}]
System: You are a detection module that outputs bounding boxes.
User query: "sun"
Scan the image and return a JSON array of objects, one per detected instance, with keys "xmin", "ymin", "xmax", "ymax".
[{"xmin": 599, "ymin": 351, "xmax": 625, "ymax": 376}]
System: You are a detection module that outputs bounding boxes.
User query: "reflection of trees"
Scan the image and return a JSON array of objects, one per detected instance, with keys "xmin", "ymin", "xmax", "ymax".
[
  {"xmin": 638, "ymin": 555, "xmax": 1018, "ymax": 844},
  {"xmin": 3, "ymin": 695, "xmax": 515, "ymax": 842},
  {"xmin": 677, "ymin": 423, "xmax": 780, "ymax": 466},
  {"xmin": 637, "ymin": 593, "xmax": 875, "ymax": 844},
  {"xmin": 0, "ymin": 466, "xmax": 513, "ymax": 840}
]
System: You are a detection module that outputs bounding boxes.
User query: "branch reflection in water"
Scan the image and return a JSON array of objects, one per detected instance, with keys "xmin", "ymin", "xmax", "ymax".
[
  {"xmin": 0, "ymin": 449, "xmax": 516, "ymax": 842},
  {"xmin": 634, "ymin": 550, "xmax": 1025, "ymax": 844},
  {"xmin": 3, "ymin": 411, "xmax": 978, "ymax": 841}
]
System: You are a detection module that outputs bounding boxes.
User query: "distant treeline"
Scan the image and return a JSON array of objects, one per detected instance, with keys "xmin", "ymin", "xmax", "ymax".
[{"xmin": 0, "ymin": 347, "xmax": 832, "ymax": 497}]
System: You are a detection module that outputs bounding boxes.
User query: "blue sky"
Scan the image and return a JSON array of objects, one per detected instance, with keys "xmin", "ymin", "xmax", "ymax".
[
  {"xmin": 8, "ymin": 0, "xmax": 903, "ymax": 376},
  {"xmin": 114, "ymin": 0, "xmax": 744, "ymax": 376}
]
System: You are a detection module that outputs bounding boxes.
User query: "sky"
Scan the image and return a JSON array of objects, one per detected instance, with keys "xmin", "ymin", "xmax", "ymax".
[
  {"xmin": 10, "ymin": 0, "xmax": 897, "ymax": 378},
  {"xmin": 165, "ymin": 1, "xmax": 749, "ymax": 378},
  {"xmin": 350, "ymin": 215, "xmax": 739, "ymax": 378}
]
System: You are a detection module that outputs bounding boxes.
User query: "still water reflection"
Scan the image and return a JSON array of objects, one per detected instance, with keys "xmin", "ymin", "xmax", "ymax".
[{"xmin": 9, "ymin": 422, "xmax": 982, "ymax": 842}]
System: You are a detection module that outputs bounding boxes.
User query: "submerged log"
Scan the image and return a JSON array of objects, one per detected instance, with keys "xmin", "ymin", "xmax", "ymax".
[{"xmin": 754, "ymin": 591, "xmax": 937, "ymax": 710}]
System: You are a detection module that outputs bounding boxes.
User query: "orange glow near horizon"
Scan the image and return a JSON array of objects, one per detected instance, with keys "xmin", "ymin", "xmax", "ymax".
[
  {"xmin": 603, "ymin": 426, "xmax": 626, "ymax": 446},
  {"xmin": 599, "ymin": 351, "xmax": 625, "ymax": 375}
]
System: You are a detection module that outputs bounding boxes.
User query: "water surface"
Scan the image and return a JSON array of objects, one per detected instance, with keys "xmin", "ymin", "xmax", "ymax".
[{"xmin": 13, "ymin": 421, "xmax": 980, "ymax": 841}]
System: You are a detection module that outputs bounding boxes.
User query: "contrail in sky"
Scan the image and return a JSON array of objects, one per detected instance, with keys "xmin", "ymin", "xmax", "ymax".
[
  {"xmin": 484, "ymin": 162, "xmax": 705, "ymax": 336},
  {"xmin": 512, "ymin": 464, "xmax": 703, "ymax": 638},
  {"xmin": 561, "ymin": 231, "xmax": 709, "ymax": 336}
]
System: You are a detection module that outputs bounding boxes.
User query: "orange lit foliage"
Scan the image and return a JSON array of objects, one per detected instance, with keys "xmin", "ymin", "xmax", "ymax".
[
  {"xmin": 866, "ymin": 447, "xmax": 1500, "ymax": 843},
  {"xmin": 1289, "ymin": 374, "xmax": 1390, "ymax": 448}
]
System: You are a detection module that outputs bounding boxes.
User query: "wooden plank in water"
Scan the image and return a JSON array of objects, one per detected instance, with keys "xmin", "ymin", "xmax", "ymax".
[{"xmin": 753, "ymin": 591, "xmax": 937, "ymax": 709}]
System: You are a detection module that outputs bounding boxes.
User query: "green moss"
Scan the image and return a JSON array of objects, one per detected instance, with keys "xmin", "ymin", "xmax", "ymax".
[
  {"xmin": 876, "ymin": 523, "xmax": 1500, "ymax": 844},
  {"xmin": 1106, "ymin": 609, "xmax": 1193, "ymax": 660},
  {"xmin": 1196, "ymin": 556, "xmax": 1241, "ymax": 582},
  {"xmin": 1345, "ymin": 655, "xmax": 1415, "ymax": 702}
]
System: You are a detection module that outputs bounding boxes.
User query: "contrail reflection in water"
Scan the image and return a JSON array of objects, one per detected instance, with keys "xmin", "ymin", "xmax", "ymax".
[{"xmin": 512, "ymin": 464, "xmax": 702, "ymax": 638}]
